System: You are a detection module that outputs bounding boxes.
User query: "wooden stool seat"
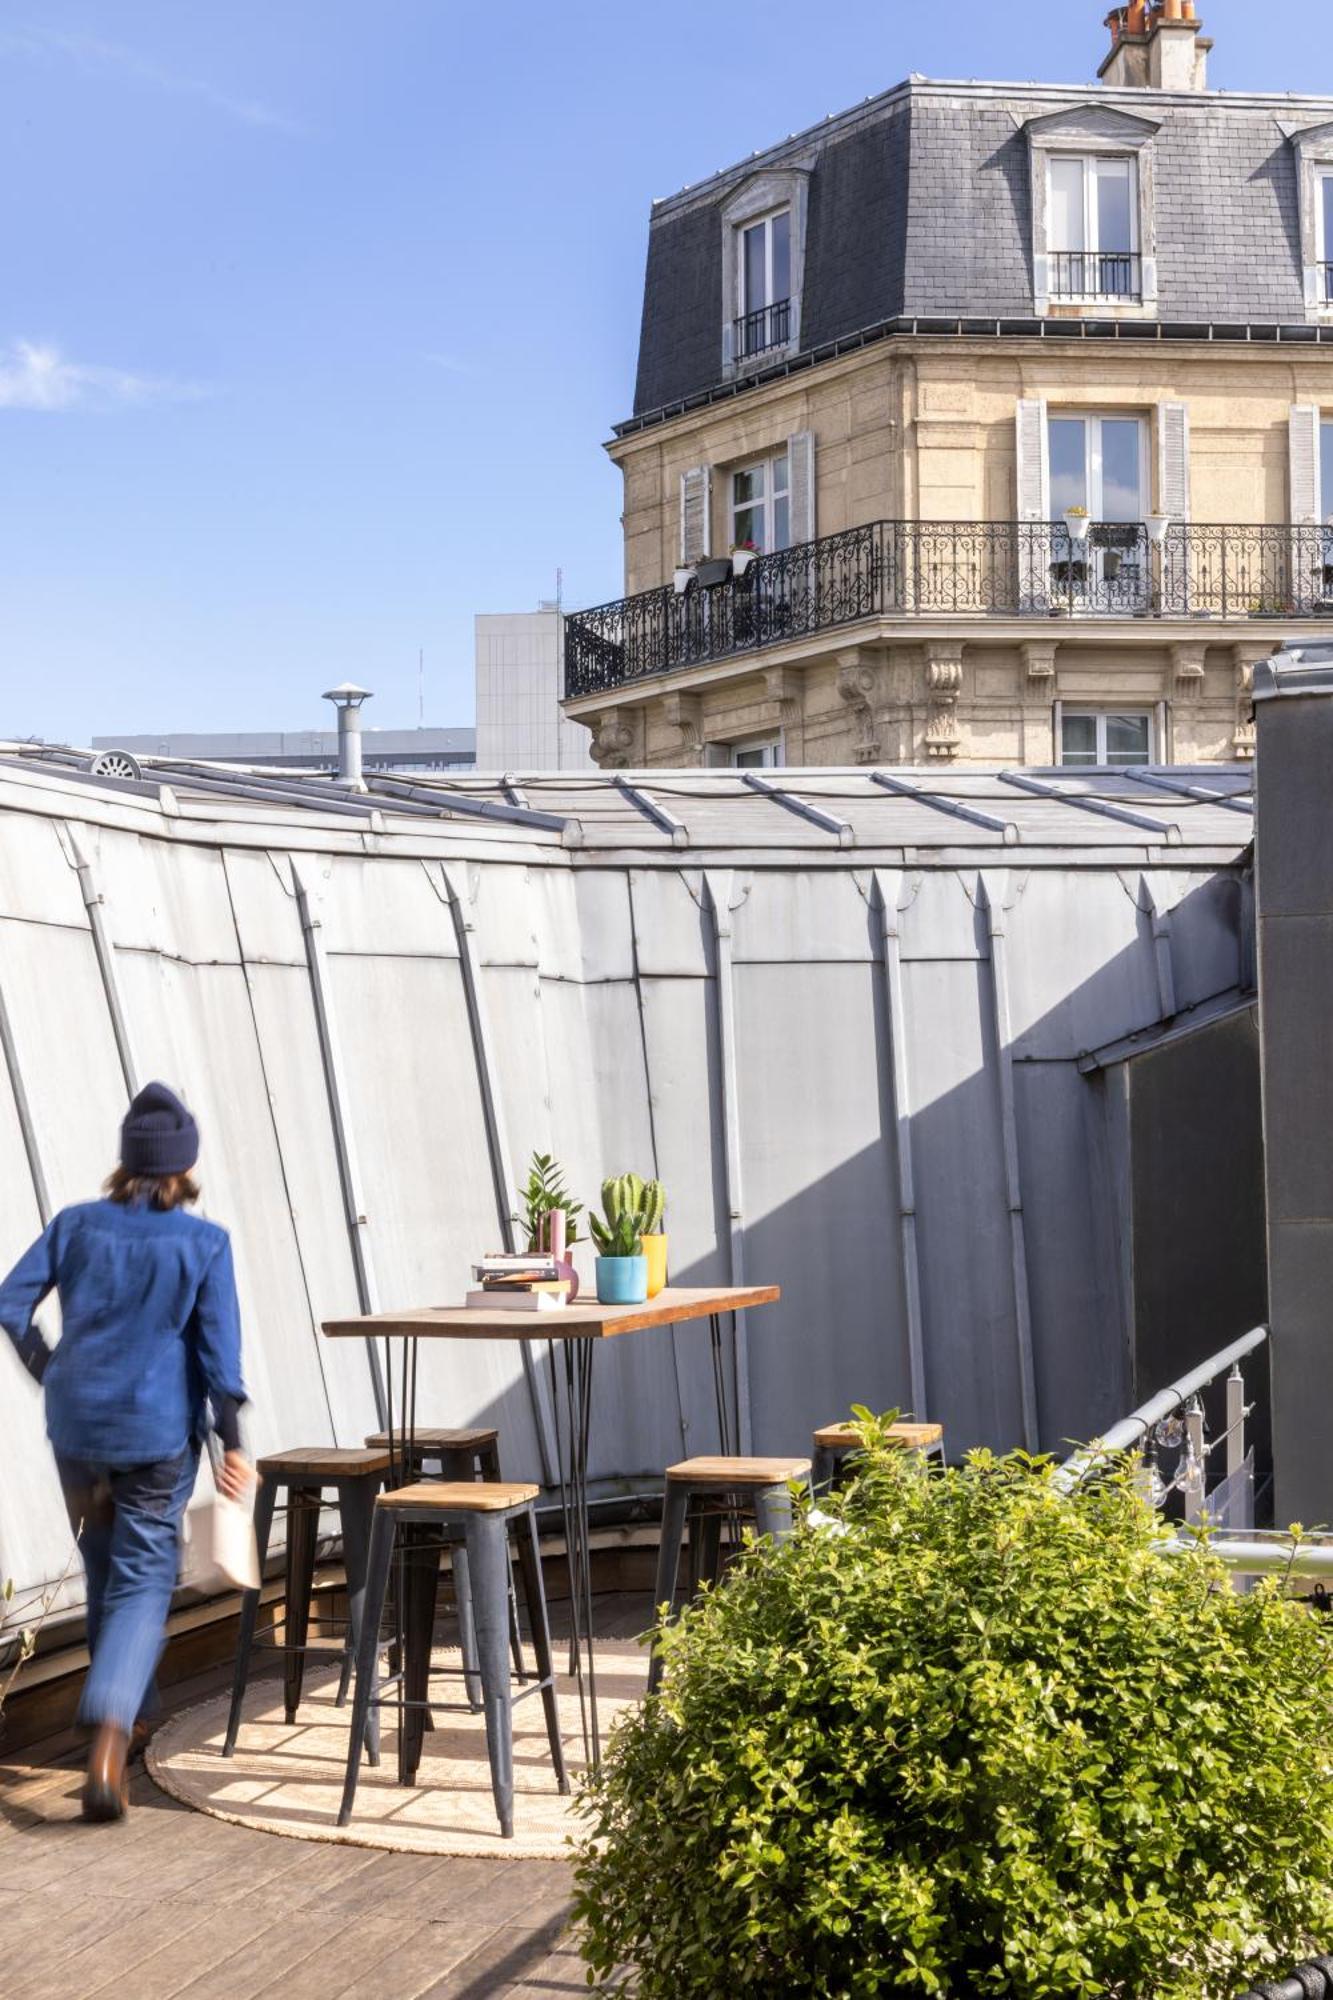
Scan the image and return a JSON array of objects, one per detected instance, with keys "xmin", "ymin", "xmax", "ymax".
[
  {"xmin": 378, "ymin": 1479, "xmax": 539, "ymax": 1514},
  {"xmin": 340, "ymin": 1481, "xmax": 566, "ymax": 1836},
  {"xmin": 364, "ymin": 1427, "xmax": 499, "ymax": 1454},
  {"xmin": 666, "ymin": 1455, "xmax": 812, "ymax": 1486},
  {"xmin": 812, "ymin": 1422, "xmax": 943, "ymax": 1452},
  {"xmin": 649, "ymin": 1455, "xmax": 812, "ymax": 1696},
  {"xmin": 225, "ymin": 1448, "xmax": 390, "ymax": 1759},
  {"xmin": 257, "ymin": 1446, "xmax": 392, "ymax": 1480}
]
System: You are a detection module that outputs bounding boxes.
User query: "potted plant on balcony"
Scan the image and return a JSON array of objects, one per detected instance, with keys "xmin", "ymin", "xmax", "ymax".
[
  {"xmin": 1146, "ymin": 512, "xmax": 1171, "ymax": 545},
  {"xmin": 673, "ymin": 565, "xmax": 696, "ymax": 595},
  {"xmin": 730, "ymin": 539, "xmax": 759, "ymax": 578},
  {"xmin": 1064, "ymin": 504, "xmax": 1092, "ymax": 543},
  {"xmin": 588, "ymin": 1173, "xmax": 654, "ymax": 1305},
  {"xmin": 696, "ymin": 555, "xmax": 733, "ymax": 589}
]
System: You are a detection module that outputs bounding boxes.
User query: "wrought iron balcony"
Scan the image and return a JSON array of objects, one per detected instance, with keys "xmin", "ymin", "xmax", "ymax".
[
  {"xmin": 564, "ymin": 520, "xmax": 1333, "ymax": 701},
  {"xmin": 1049, "ymin": 250, "xmax": 1142, "ymax": 301},
  {"xmin": 1321, "ymin": 261, "xmax": 1333, "ymax": 305},
  {"xmin": 734, "ymin": 299, "xmax": 791, "ymax": 358}
]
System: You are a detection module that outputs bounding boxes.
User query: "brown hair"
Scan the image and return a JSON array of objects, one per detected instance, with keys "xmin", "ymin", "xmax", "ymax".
[{"xmin": 104, "ymin": 1166, "xmax": 201, "ymax": 1212}]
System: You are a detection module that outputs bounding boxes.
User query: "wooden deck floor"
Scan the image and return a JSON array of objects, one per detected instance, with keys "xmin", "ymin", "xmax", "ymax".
[{"xmin": 0, "ymin": 1595, "xmax": 652, "ymax": 2000}]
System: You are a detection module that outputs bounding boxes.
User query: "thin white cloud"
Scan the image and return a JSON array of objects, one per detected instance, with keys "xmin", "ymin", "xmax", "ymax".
[
  {"xmin": 0, "ymin": 340, "xmax": 208, "ymax": 413},
  {"xmin": 424, "ymin": 353, "xmax": 477, "ymax": 375},
  {"xmin": 0, "ymin": 25, "xmax": 301, "ymax": 133}
]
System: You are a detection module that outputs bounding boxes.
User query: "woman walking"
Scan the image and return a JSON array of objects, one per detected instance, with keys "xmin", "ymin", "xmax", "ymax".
[{"xmin": 0, "ymin": 1082, "xmax": 250, "ymax": 1821}]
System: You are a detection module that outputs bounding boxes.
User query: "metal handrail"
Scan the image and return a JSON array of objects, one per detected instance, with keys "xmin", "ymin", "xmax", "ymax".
[
  {"xmin": 1055, "ymin": 1325, "xmax": 1268, "ymax": 1492},
  {"xmin": 734, "ymin": 299, "xmax": 791, "ymax": 357},
  {"xmin": 564, "ymin": 522, "xmax": 1333, "ymax": 699},
  {"xmin": 1049, "ymin": 249, "xmax": 1142, "ymax": 300}
]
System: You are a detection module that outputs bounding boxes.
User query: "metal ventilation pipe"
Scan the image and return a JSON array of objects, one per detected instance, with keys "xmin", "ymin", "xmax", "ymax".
[{"xmin": 322, "ymin": 683, "xmax": 372, "ymax": 786}]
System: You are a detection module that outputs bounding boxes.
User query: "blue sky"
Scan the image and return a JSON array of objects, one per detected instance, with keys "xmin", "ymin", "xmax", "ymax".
[{"xmin": 1, "ymin": 0, "xmax": 1325, "ymax": 744}]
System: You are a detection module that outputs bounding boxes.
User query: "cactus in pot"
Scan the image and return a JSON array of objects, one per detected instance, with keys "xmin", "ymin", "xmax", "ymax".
[{"xmin": 589, "ymin": 1174, "xmax": 659, "ymax": 1304}]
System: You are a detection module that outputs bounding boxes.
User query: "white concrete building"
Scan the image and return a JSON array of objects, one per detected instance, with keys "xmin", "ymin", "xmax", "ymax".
[{"xmin": 475, "ymin": 606, "xmax": 595, "ymax": 772}]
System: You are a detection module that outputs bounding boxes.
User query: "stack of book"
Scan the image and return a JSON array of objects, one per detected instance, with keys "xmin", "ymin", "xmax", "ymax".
[{"xmin": 466, "ymin": 1253, "xmax": 572, "ymax": 1313}]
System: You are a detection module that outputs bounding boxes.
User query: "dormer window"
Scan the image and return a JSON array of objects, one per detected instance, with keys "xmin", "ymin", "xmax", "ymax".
[
  {"xmin": 737, "ymin": 210, "xmax": 791, "ymax": 358},
  {"xmin": 719, "ymin": 165, "xmax": 810, "ymax": 376},
  {"xmin": 1024, "ymin": 104, "xmax": 1159, "ymax": 318},
  {"xmin": 1048, "ymin": 156, "xmax": 1140, "ymax": 301}
]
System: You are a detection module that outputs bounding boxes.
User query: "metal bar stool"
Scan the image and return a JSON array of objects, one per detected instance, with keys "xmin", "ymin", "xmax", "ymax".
[
  {"xmin": 648, "ymin": 1455, "xmax": 811, "ymax": 1696},
  {"xmin": 358, "ymin": 1425, "xmax": 526, "ymax": 1705},
  {"xmin": 223, "ymin": 1446, "xmax": 391, "ymax": 1759},
  {"xmin": 339, "ymin": 1480, "xmax": 569, "ymax": 1839},
  {"xmin": 811, "ymin": 1420, "xmax": 945, "ymax": 1492}
]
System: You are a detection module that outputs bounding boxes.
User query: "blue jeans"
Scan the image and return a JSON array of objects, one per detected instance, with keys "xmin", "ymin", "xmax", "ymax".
[{"xmin": 57, "ymin": 1445, "xmax": 200, "ymax": 1733}]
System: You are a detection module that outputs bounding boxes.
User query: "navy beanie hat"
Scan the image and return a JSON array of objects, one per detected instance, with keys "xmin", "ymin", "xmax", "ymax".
[{"xmin": 120, "ymin": 1082, "xmax": 200, "ymax": 1177}]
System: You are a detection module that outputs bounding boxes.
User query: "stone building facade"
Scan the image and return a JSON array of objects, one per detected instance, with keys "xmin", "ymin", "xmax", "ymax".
[{"xmin": 564, "ymin": 2, "xmax": 1333, "ymax": 769}]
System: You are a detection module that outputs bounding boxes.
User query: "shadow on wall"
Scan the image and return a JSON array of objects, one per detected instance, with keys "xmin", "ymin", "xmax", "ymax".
[{"xmin": 0, "ymin": 841, "xmax": 1262, "ymax": 1626}]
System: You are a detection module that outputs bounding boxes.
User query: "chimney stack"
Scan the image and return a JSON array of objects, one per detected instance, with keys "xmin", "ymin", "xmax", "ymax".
[
  {"xmin": 1100, "ymin": 0, "xmax": 1210, "ymax": 91},
  {"xmin": 323, "ymin": 682, "xmax": 372, "ymax": 787}
]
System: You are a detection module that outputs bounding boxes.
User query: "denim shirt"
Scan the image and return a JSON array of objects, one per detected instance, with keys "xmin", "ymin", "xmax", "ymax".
[{"xmin": 0, "ymin": 1199, "xmax": 246, "ymax": 1467}]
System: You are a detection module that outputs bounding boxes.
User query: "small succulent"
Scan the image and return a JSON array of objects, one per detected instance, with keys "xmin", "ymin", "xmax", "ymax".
[{"xmin": 588, "ymin": 1172, "xmax": 664, "ymax": 1259}]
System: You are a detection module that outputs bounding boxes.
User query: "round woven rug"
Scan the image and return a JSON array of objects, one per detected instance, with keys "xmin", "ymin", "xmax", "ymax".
[{"xmin": 147, "ymin": 1640, "xmax": 647, "ymax": 1858}]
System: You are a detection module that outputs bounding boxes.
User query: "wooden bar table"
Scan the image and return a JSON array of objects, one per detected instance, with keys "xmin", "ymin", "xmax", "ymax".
[{"xmin": 323, "ymin": 1285, "xmax": 780, "ymax": 1766}]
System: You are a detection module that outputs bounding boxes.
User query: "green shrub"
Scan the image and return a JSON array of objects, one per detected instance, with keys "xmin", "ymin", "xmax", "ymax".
[{"xmin": 573, "ymin": 1418, "xmax": 1333, "ymax": 1998}]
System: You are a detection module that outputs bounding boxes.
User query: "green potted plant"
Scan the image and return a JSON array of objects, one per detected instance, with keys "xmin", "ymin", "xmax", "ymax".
[
  {"xmin": 1064, "ymin": 503, "xmax": 1092, "ymax": 543},
  {"xmin": 603, "ymin": 1172, "xmax": 667, "ymax": 1297},
  {"xmin": 515, "ymin": 1152, "xmax": 582, "ymax": 1258},
  {"xmin": 588, "ymin": 1174, "xmax": 654, "ymax": 1305}
]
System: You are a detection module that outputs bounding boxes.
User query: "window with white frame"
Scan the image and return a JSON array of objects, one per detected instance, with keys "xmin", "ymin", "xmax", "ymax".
[
  {"xmin": 1318, "ymin": 171, "xmax": 1333, "ymax": 305},
  {"xmin": 736, "ymin": 210, "xmax": 791, "ymax": 358},
  {"xmin": 1060, "ymin": 709, "xmax": 1153, "ymax": 768},
  {"xmin": 729, "ymin": 739, "xmax": 782, "ymax": 769},
  {"xmin": 1048, "ymin": 156, "xmax": 1139, "ymax": 301},
  {"xmin": 731, "ymin": 453, "xmax": 790, "ymax": 555}
]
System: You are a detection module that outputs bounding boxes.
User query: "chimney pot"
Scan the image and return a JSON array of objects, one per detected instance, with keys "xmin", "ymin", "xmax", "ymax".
[
  {"xmin": 1162, "ymin": 0, "xmax": 1184, "ymax": 18},
  {"xmin": 323, "ymin": 682, "xmax": 373, "ymax": 786}
]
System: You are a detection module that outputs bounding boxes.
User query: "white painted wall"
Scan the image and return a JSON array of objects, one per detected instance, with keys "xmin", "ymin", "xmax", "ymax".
[{"xmin": 475, "ymin": 607, "xmax": 595, "ymax": 772}]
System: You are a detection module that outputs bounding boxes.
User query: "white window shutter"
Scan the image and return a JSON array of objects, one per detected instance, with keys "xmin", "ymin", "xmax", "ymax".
[
  {"xmin": 787, "ymin": 431, "xmax": 816, "ymax": 546},
  {"xmin": 1015, "ymin": 399, "xmax": 1050, "ymax": 522},
  {"xmin": 680, "ymin": 467, "xmax": 712, "ymax": 564},
  {"xmin": 1157, "ymin": 402, "xmax": 1191, "ymax": 523},
  {"xmin": 1290, "ymin": 405, "xmax": 1322, "ymax": 524}
]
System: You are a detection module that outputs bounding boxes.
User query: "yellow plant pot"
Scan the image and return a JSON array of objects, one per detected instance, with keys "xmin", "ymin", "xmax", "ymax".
[{"xmin": 642, "ymin": 1234, "xmax": 668, "ymax": 1299}]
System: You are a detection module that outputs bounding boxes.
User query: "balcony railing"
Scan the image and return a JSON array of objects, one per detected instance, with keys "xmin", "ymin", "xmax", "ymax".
[
  {"xmin": 1321, "ymin": 261, "xmax": 1333, "ymax": 305},
  {"xmin": 564, "ymin": 520, "xmax": 1333, "ymax": 700},
  {"xmin": 734, "ymin": 299, "xmax": 791, "ymax": 358},
  {"xmin": 1049, "ymin": 249, "xmax": 1142, "ymax": 301}
]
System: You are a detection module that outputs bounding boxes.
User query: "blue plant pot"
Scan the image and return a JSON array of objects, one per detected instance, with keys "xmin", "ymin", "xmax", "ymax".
[{"xmin": 595, "ymin": 1255, "xmax": 648, "ymax": 1305}]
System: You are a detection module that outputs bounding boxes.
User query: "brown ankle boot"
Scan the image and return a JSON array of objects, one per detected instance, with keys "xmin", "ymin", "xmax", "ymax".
[{"xmin": 82, "ymin": 1723, "xmax": 130, "ymax": 1822}]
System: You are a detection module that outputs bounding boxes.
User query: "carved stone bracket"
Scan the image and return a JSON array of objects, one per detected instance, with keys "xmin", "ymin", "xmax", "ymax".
[
  {"xmin": 922, "ymin": 642, "xmax": 964, "ymax": 761},
  {"xmin": 1021, "ymin": 639, "xmax": 1059, "ymax": 682},
  {"xmin": 661, "ymin": 692, "xmax": 705, "ymax": 766},
  {"xmin": 836, "ymin": 647, "xmax": 891, "ymax": 764},
  {"xmin": 1231, "ymin": 642, "xmax": 1268, "ymax": 760},
  {"xmin": 1170, "ymin": 642, "xmax": 1208, "ymax": 699},
  {"xmin": 588, "ymin": 706, "xmax": 644, "ymax": 770}
]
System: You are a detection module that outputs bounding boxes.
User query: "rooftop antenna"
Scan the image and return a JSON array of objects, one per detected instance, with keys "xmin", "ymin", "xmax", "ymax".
[{"xmin": 323, "ymin": 682, "xmax": 372, "ymax": 786}]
